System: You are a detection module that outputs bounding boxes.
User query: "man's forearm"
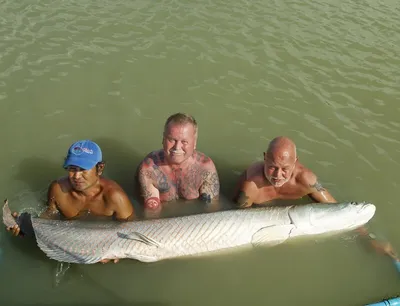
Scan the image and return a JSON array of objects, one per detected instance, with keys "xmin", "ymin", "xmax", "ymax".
[{"xmin": 39, "ymin": 208, "xmax": 61, "ymax": 220}]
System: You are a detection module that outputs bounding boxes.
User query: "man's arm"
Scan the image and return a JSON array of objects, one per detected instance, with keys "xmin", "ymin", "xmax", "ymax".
[
  {"xmin": 40, "ymin": 180, "xmax": 62, "ymax": 219},
  {"xmin": 302, "ymin": 171, "xmax": 398, "ymax": 260},
  {"xmin": 232, "ymin": 180, "xmax": 257, "ymax": 209},
  {"xmin": 137, "ymin": 161, "xmax": 162, "ymax": 218},
  {"xmin": 199, "ymin": 161, "xmax": 220, "ymax": 211},
  {"xmin": 356, "ymin": 222, "xmax": 398, "ymax": 260},
  {"xmin": 108, "ymin": 187, "xmax": 135, "ymax": 221},
  {"xmin": 302, "ymin": 171, "xmax": 337, "ymax": 203},
  {"xmin": 7, "ymin": 181, "xmax": 61, "ymax": 237}
]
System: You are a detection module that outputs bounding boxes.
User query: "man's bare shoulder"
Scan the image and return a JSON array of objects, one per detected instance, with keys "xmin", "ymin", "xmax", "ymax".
[
  {"xmin": 235, "ymin": 162, "xmax": 263, "ymax": 194},
  {"xmin": 245, "ymin": 161, "xmax": 263, "ymax": 177},
  {"xmin": 100, "ymin": 178, "xmax": 134, "ymax": 218},
  {"xmin": 138, "ymin": 150, "xmax": 165, "ymax": 169},
  {"xmin": 48, "ymin": 177, "xmax": 71, "ymax": 195},
  {"xmin": 294, "ymin": 163, "xmax": 336, "ymax": 202},
  {"xmin": 101, "ymin": 178, "xmax": 132, "ymax": 203},
  {"xmin": 194, "ymin": 151, "xmax": 216, "ymax": 170},
  {"xmin": 244, "ymin": 161, "xmax": 265, "ymax": 183},
  {"xmin": 100, "ymin": 177, "xmax": 127, "ymax": 195},
  {"xmin": 295, "ymin": 163, "xmax": 319, "ymax": 188}
]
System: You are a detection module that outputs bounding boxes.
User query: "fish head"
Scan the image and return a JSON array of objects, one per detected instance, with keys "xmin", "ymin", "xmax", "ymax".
[{"xmin": 289, "ymin": 202, "xmax": 376, "ymax": 233}]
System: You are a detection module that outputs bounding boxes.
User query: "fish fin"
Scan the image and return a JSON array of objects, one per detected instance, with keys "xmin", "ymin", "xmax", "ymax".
[
  {"xmin": 2, "ymin": 199, "xmax": 18, "ymax": 228},
  {"xmin": 117, "ymin": 231, "xmax": 160, "ymax": 247},
  {"xmin": 251, "ymin": 225, "xmax": 295, "ymax": 247}
]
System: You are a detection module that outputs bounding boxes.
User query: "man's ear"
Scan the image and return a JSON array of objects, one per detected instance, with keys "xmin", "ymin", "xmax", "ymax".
[{"xmin": 96, "ymin": 162, "xmax": 105, "ymax": 175}]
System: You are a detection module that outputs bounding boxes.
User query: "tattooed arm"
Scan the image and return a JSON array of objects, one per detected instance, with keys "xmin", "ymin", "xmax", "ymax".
[
  {"xmin": 301, "ymin": 170, "xmax": 336, "ymax": 203},
  {"xmin": 199, "ymin": 160, "xmax": 220, "ymax": 211},
  {"xmin": 137, "ymin": 160, "xmax": 162, "ymax": 219}
]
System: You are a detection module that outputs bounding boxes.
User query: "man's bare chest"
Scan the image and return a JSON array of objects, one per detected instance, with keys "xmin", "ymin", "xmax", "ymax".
[
  {"xmin": 255, "ymin": 183, "xmax": 308, "ymax": 204},
  {"xmin": 56, "ymin": 196, "xmax": 112, "ymax": 219}
]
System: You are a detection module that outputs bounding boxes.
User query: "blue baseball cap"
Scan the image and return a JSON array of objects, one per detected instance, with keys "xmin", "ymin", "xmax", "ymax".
[{"xmin": 63, "ymin": 140, "xmax": 103, "ymax": 170}]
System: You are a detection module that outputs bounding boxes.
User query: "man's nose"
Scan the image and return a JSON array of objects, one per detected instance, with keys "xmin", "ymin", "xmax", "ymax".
[
  {"xmin": 173, "ymin": 141, "xmax": 182, "ymax": 150},
  {"xmin": 274, "ymin": 168, "xmax": 283, "ymax": 178},
  {"xmin": 73, "ymin": 171, "xmax": 82, "ymax": 179}
]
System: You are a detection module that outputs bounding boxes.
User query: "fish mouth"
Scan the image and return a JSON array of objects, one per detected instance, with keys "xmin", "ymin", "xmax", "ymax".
[{"xmin": 358, "ymin": 203, "xmax": 376, "ymax": 220}]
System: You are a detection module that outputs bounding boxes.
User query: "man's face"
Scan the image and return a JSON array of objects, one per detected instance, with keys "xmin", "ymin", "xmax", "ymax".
[
  {"xmin": 163, "ymin": 123, "xmax": 197, "ymax": 165},
  {"xmin": 263, "ymin": 151, "xmax": 296, "ymax": 187},
  {"xmin": 66, "ymin": 165, "xmax": 100, "ymax": 191}
]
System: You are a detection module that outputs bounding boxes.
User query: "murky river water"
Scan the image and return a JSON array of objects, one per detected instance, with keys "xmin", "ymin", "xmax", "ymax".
[{"xmin": 1, "ymin": 0, "xmax": 400, "ymax": 305}]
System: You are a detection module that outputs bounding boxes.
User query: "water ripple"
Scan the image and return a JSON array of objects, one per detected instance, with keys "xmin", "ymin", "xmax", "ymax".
[{"xmin": 0, "ymin": 0, "xmax": 400, "ymax": 305}]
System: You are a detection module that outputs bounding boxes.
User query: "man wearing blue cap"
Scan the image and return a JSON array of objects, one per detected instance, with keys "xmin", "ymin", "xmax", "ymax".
[{"xmin": 7, "ymin": 140, "xmax": 135, "ymax": 255}]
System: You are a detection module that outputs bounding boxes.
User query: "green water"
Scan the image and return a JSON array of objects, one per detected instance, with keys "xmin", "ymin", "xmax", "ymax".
[{"xmin": 1, "ymin": 0, "xmax": 400, "ymax": 305}]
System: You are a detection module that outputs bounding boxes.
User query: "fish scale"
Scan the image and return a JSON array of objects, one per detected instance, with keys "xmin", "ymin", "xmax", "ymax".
[{"xmin": 2, "ymin": 201, "xmax": 376, "ymax": 264}]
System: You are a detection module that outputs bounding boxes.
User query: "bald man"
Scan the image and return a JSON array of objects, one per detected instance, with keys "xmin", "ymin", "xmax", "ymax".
[
  {"xmin": 233, "ymin": 136, "xmax": 335, "ymax": 206},
  {"xmin": 232, "ymin": 136, "xmax": 398, "ymax": 260}
]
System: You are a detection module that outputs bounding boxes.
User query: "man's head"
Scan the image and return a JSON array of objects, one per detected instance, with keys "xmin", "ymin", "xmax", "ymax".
[
  {"xmin": 263, "ymin": 136, "xmax": 297, "ymax": 187},
  {"xmin": 162, "ymin": 113, "xmax": 198, "ymax": 165},
  {"xmin": 63, "ymin": 140, "xmax": 105, "ymax": 191}
]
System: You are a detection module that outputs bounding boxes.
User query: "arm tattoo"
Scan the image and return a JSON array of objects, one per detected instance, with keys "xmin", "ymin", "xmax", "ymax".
[
  {"xmin": 235, "ymin": 191, "xmax": 251, "ymax": 208},
  {"xmin": 152, "ymin": 165, "xmax": 170, "ymax": 193},
  {"xmin": 145, "ymin": 152, "xmax": 170, "ymax": 193},
  {"xmin": 138, "ymin": 169, "xmax": 153, "ymax": 198},
  {"xmin": 141, "ymin": 185, "xmax": 152, "ymax": 199},
  {"xmin": 309, "ymin": 181, "xmax": 326, "ymax": 192},
  {"xmin": 199, "ymin": 171, "xmax": 220, "ymax": 202}
]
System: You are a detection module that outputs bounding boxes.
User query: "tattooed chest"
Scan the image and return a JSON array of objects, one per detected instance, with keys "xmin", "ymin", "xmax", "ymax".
[
  {"xmin": 154, "ymin": 167, "xmax": 203, "ymax": 201},
  {"xmin": 152, "ymin": 166, "xmax": 171, "ymax": 194}
]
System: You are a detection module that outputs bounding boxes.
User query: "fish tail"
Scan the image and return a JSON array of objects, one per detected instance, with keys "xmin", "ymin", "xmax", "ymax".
[{"xmin": 2, "ymin": 199, "xmax": 18, "ymax": 228}]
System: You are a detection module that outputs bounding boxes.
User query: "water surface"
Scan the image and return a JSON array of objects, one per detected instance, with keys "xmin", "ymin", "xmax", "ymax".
[{"xmin": 1, "ymin": 0, "xmax": 400, "ymax": 305}]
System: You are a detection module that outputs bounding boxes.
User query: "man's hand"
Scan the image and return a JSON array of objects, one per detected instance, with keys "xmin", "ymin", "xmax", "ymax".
[
  {"xmin": 5, "ymin": 212, "xmax": 22, "ymax": 237},
  {"xmin": 144, "ymin": 200, "xmax": 162, "ymax": 219}
]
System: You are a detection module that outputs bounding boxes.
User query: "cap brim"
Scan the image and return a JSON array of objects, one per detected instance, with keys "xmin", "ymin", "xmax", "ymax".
[{"xmin": 63, "ymin": 156, "xmax": 97, "ymax": 170}]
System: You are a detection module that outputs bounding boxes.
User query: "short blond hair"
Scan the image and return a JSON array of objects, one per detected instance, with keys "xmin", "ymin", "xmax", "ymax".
[{"xmin": 164, "ymin": 113, "xmax": 198, "ymax": 136}]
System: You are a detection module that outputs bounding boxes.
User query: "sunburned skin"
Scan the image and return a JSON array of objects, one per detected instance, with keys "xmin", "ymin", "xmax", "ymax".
[
  {"xmin": 232, "ymin": 136, "xmax": 398, "ymax": 261},
  {"xmin": 136, "ymin": 114, "xmax": 220, "ymax": 218},
  {"xmin": 139, "ymin": 150, "xmax": 219, "ymax": 204}
]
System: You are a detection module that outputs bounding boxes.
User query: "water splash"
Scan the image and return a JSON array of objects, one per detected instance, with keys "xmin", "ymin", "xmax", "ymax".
[{"xmin": 53, "ymin": 261, "xmax": 71, "ymax": 287}]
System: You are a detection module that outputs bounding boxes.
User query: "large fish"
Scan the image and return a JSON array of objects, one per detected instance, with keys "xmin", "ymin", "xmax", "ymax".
[{"xmin": 2, "ymin": 200, "xmax": 375, "ymax": 264}]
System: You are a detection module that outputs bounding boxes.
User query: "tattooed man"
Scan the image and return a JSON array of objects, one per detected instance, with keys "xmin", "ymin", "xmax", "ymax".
[
  {"xmin": 136, "ymin": 113, "xmax": 220, "ymax": 218},
  {"xmin": 233, "ymin": 136, "xmax": 398, "ymax": 260},
  {"xmin": 232, "ymin": 136, "xmax": 335, "ymax": 206}
]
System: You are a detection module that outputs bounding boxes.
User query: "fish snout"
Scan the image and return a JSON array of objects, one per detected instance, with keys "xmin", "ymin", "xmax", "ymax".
[{"xmin": 358, "ymin": 203, "xmax": 376, "ymax": 219}]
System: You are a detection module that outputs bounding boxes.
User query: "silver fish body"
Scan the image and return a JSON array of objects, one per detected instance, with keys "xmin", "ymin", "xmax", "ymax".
[{"xmin": 2, "ymin": 201, "xmax": 375, "ymax": 264}]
